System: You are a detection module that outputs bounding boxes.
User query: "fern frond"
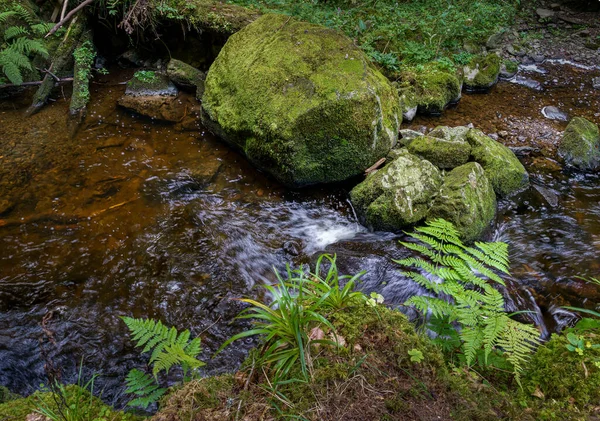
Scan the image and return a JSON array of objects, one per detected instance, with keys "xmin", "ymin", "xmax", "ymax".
[
  {"xmin": 4, "ymin": 25, "xmax": 29, "ymax": 39},
  {"xmin": 9, "ymin": 37, "xmax": 48, "ymax": 57},
  {"xmin": 122, "ymin": 317, "xmax": 204, "ymax": 378},
  {"xmin": 12, "ymin": 4, "xmax": 34, "ymax": 26},
  {"xmin": 0, "ymin": 11, "xmax": 16, "ymax": 24},
  {"xmin": 30, "ymin": 22, "xmax": 54, "ymax": 36},
  {"xmin": 125, "ymin": 369, "xmax": 167, "ymax": 409}
]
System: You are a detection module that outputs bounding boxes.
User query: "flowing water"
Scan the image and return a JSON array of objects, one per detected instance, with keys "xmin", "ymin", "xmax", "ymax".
[{"xmin": 0, "ymin": 62, "xmax": 599, "ymax": 407}]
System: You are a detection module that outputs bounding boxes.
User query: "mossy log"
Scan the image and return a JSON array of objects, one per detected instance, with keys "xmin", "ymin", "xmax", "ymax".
[{"xmin": 26, "ymin": 14, "xmax": 90, "ymax": 116}]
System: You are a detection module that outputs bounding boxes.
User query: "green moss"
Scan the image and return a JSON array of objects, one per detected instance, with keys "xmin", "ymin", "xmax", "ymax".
[
  {"xmin": 168, "ymin": 0, "xmax": 260, "ymax": 34},
  {"xmin": 202, "ymin": 14, "xmax": 401, "ymax": 187},
  {"xmin": 466, "ymin": 129, "xmax": 529, "ymax": 196},
  {"xmin": 70, "ymin": 40, "xmax": 95, "ymax": 114},
  {"xmin": 166, "ymin": 58, "xmax": 205, "ymax": 94},
  {"xmin": 428, "ymin": 162, "xmax": 496, "ymax": 242},
  {"xmin": 400, "ymin": 65, "xmax": 462, "ymax": 115},
  {"xmin": 349, "ymin": 149, "xmax": 442, "ymax": 231},
  {"xmin": 503, "ymin": 59, "xmax": 518, "ymax": 75},
  {"xmin": 558, "ymin": 117, "xmax": 600, "ymax": 171},
  {"xmin": 0, "ymin": 386, "xmax": 20, "ymax": 404},
  {"xmin": 0, "ymin": 385, "xmax": 138, "ymax": 421},
  {"xmin": 463, "ymin": 53, "xmax": 500, "ymax": 90},
  {"xmin": 407, "ymin": 134, "xmax": 471, "ymax": 169}
]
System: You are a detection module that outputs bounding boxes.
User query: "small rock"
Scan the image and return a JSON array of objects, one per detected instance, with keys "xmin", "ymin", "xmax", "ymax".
[
  {"xmin": 533, "ymin": 184, "xmax": 559, "ymax": 208},
  {"xmin": 542, "ymin": 106, "xmax": 568, "ymax": 121},
  {"xmin": 498, "ymin": 130, "xmax": 509, "ymax": 138},
  {"xmin": 521, "ymin": 56, "xmax": 535, "ymax": 65},
  {"xmin": 558, "ymin": 117, "xmax": 600, "ymax": 170},
  {"xmin": 549, "ymin": 3, "xmax": 561, "ymax": 10},
  {"xmin": 518, "ymin": 136, "xmax": 527, "ymax": 142},
  {"xmin": 398, "ymin": 129, "xmax": 424, "ymax": 146},
  {"xmin": 536, "ymin": 8, "xmax": 556, "ymax": 19},
  {"xmin": 593, "ymin": 77, "xmax": 600, "ymax": 90},
  {"xmin": 488, "ymin": 133, "xmax": 499, "ymax": 140},
  {"xmin": 283, "ymin": 240, "xmax": 301, "ymax": 256},
  {"xmin": 486, "ymin": 31, "xmax": 505, "ymax": 50},
  {"xmin": 532, "ymin": 54, "xmax": 545, "ymax": 63}
]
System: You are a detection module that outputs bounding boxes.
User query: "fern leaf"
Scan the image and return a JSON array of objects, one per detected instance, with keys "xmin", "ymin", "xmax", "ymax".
[
  {"xmin": 4, "ymin": 26, "xmax": 29, "ymax": 39},
  {"xmin": 0, "ymin": 11, "xmax": 17, "ymax": 23},
  {"xmin": 125, "ymin": 369, "xmax": 167, "ymax": 410}
]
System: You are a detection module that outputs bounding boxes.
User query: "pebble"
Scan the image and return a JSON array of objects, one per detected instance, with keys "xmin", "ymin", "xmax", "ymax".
[
  {"xmin": 593, "ymin": 77, "xmax": 600, "ymax": 90},
  {"xmin": 498, "ymin": 130, "xmax": 509, "ymax": 138},
  {"xmin": 541, "ymin": 106, "xmax": 568, "ymax": 121}
]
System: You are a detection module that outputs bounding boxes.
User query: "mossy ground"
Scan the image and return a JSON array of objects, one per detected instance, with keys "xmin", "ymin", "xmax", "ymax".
[{"xmin": 0, "ymin": 385, "xmax": 140, "ymax": 421}]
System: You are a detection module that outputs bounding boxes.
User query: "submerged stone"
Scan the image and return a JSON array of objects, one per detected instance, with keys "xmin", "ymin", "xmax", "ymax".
[
  {"xmin": 466, "ymin": 129, "xmax": 529, "ymax": 196},
  {"xmin": 463, "ymin": 53, "xmax": 501, "ymax": 92},
  {"xmin": 202, "ymin": 14, "xmax": 401, "ymax": 187},
  {"xmin": 118, "ymin": 73, "xmax": 186, "ymax": 122},
  {"xmin": 350, "ymin": 149, "xmax": 442, "ymax": 231},
  {"xmin": 428, "ymin": 162, "xmax": 496, "ymax": 242},
  {"xmin": 558, "ymin": 117, "xmax": 600, "ymax": 170}
]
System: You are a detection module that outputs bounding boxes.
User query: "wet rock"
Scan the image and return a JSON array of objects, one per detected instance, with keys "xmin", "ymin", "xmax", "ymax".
[
  {"xmin": 400, "ymin": 65, "xmax": 462, "ymax": 115},
  {"xmin": 397, "ymin": 129, "xmax": 423, "ymax": 147},
  {"xmin": 593, "ymin": 77, "xmax": 600, "ymax": 90},
  {"xmin": 407, "ymin": 133, "xmax": 470, "ymax": 169},
  {"xmin": 532, "ymin": 54, "xmax": 546, "ymax": 63},
  {"xmin": 118, "ymin": 73, "xmax": 185, "ymax": 122},
  {"xmin": 202, "ymin": 14, "xmax": 400, "ymax": 187},
  {"xmin": 558, "ymin": 117, "xmax": 600, "ymax": 171},
  {"xmin": 499, "ymin": 60, "xmax": 518, "ymax": 79},
  {"xmin": 189, "ymin": 160, "xmax": 222, "ymax": 184},
  {"xmin": 166, "ymin": 59, "xmax": 206, "ymax": 97},
  {"xmin": 0, "ymin": 199, "xmax": 14, "ymax": 216},
  {"xmin": 533, "ymin": 184, "xmax": 560, "ymax": 208},
  {"xmin": 486, "ymin": 31, "xmax": 505, "ymax": 50},
  {"xmin": 350, "ymin": 149, "xmax": 442, "ymax": 231},
  {"xmin": 463, "ymin": 53, "xmax": 501, "ymax": 92},
  {"xmin": 541, "ymin": 106, "xmax": 568, "ymax": 121},
  {"xmin": 536, "ymin": 8, "xmax": 556, "ymax": 19},
  {"xmin": 283, "ymin": 240, "xmax": 301, "ymax": 256},
  {"xmin": 466, "ymin": 129, "xmax": 530, "ymax": 197},
  {"xmin": 428, "ymin": 162, "xmax": 496, "ymax": 242}
]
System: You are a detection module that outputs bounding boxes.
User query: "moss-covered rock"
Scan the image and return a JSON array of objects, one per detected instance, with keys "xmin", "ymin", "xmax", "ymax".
[
  {"xmin": 118, "ymin": 73, "xmax": 188, "ymax": 122},
  {"xmin": 350, "ymin": 149, "xmax": 442, "ymax": 231},
  {"xmin": 0, "ymin": 385, "xmax": 138, "ymax": 421},
  {"xmin": 463, "ymin": 53, "xmax": 501, "ymax": 91},
  {"xmin": 0, "ymin": 386, "xmax": 20, "ymax": 404},
  {"xmin": 166, "ymin": 58, "xmax": 205, "ymax": 97},
  {"xmin": 428, "ymin": 162, "xmax": 496, "ymax": 242},
  {"xmin": 408, "ymin": 134, "xmax": 471, "ymax": 169},
  {"xmin": 202, "ymin": 14, "xmax": 401, "ymax": 187},
  {"xmin": 558, "ymin": 117, "xmax": 600, "ymax": 171},
  {"xmin": 466, "ymin": 129, "xmax": 529, "ymax": 196},
  {"xmin": 400, "ymin": 65, "xmax": 462, "ymax": 115}
]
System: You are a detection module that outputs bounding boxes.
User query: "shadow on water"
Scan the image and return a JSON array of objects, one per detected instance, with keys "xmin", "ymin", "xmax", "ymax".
[{"xmin": 0, "ymin": 62, "xmax": 599, "ymax": 406}]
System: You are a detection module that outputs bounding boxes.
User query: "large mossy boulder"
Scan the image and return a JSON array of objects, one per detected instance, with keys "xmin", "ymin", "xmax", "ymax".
[
  {"xmin": 558, "ymin": 117, "xmax": 600, "ymax": 171},
  {"xmin": 407, "ymin": 127, "xmax": 471, "ymax": 169},
  {"xmin": 428, "ymin": 162, "xmax": 496, "ymax": 242},
  {"xmin": 463, "ymin": 53, "xmax": 501, "ymax": 92},
  {"xmin": 350, "ymin": 150, "xmax": 442, "ymax": 231},
  {"xmin": 202, "ymin": 14, "xmax": 401, "ymax": 187},
  {"xmin": 466, "ymin": 129, "xmax": 529, "ymax": 196}
]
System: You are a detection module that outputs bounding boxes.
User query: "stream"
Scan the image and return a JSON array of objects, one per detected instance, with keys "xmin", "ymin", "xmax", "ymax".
[{"xmin": 0, "ymin": 62, "xmax": 599, "ymax": 408}]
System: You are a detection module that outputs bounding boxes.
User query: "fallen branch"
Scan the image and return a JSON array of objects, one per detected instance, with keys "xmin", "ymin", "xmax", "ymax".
[
  {"xmin": 0, "ymin": 77, "xmax": 73, "ymax": 89},
  {"xmin": 60, "ymin": 0, "xmax": 69, "ymax": 21},
  {"xmin": 364, "ymin": 157, "xmax": 386, "ymax": 175},
  {"xmin": 45, "ymin": 0, "xmax": 95, "ymax": 38}
]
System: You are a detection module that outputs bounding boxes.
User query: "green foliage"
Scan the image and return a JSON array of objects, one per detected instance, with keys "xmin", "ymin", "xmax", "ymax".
[
  {"xmin": 397, "ymin": 218, "xmax": 539, "ymax": 384},
  {"xmin": 72, "ymin": 41, "xmax": 96, "ymax": 107},
  {"xmin": 218, "ymin": 264, "xmax": 338, "ymax": 382},
  {"xmin": 124, "ymin": 369, "xmax": 167, "ymax": 410},
  {"xmin": 133, "ymin": 70, "xmax": 156, "ymax": 83},
  {"xmin": 225, "ymin": 0, "xmax": 517, "ymax": 71},
  {"xmin": 0, "ymin": 3, "xmax": 52, "ymax": 85},
  {"xmin": 33, "ymin": 364, "xmax": 99, "ymax": 421},
  {"xmin": 122, "ymin": 317, "xmax": 205, "ymax": 409},
  {"xmin": 219, "ymin": 254, "xmax": 368, "ymax": 382}
]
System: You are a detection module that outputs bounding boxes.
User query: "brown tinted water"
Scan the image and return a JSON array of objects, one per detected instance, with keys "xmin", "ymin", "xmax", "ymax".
[{"xmin": 0, "ymin": 62, "xmax": 599, "ymax": 406}]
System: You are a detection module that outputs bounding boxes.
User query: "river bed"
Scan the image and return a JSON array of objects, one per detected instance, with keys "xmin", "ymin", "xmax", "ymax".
[{"xmin": 0, "ymin": 62, "xmax": 599, "ymax": 407}]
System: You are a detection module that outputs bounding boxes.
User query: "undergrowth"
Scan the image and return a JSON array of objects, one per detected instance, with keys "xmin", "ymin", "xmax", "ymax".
[{"xmin": 223, "ymin": 0, "xmax": 518, "ymax": 73}]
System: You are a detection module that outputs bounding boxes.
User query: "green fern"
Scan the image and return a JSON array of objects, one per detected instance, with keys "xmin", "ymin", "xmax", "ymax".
[
  {"xmin": 397, "ymin": 218, "xmax": 539, "ymax": 384},
  {"xmin": 124, "ymin": 369, "xmax": 167, "ymax": 410},
  {"xmin": 122, "ymin": 317, "xmax": 205, "ymax": 377},
  {"xmin": 0, "ymin": 4, "xmax": 51, "ymax": 85}
]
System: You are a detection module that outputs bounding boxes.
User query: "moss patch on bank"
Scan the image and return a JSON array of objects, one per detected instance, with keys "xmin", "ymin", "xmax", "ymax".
[{"xmin": 0, "ymin": 385, "xmax": 140, "ymax": 421}]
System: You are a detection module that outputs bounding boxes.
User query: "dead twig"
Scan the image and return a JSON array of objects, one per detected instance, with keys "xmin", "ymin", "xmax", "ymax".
[
  {"xmin": 0, "ymin": 77, "xmax": 73, "ymax": 89},
  {"xmin": 60, "ymin": 0, "xmax": 69, "ymax": 21},
  {"xmin": 45, "ymin": 0, "xmax": 95, "ymax": 38},
  {"xmin": 365, "ymin": 157, "xmax": 386, "ymax": 175}
]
